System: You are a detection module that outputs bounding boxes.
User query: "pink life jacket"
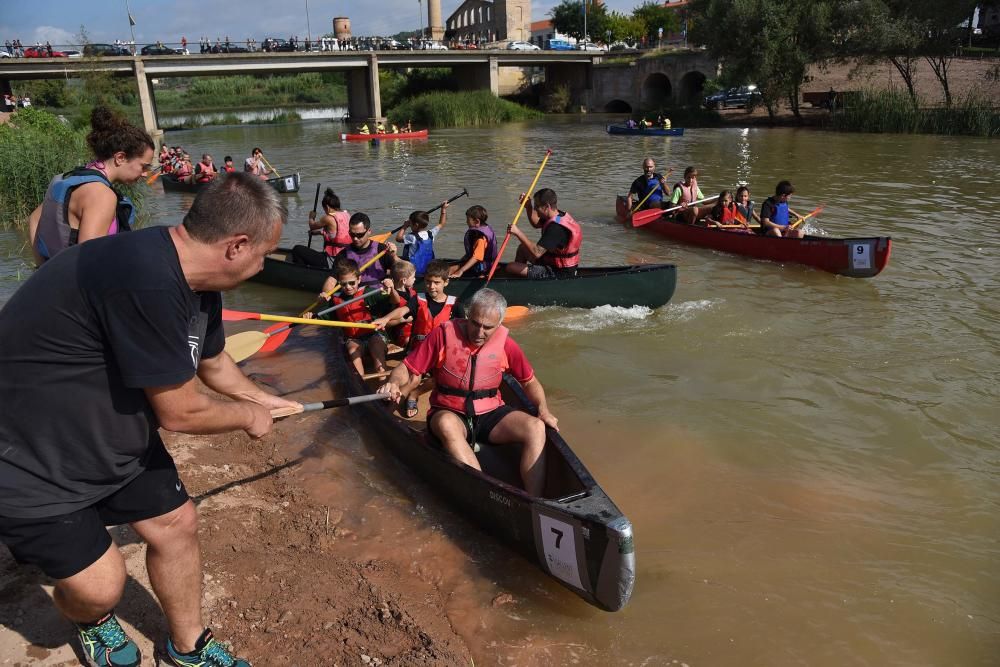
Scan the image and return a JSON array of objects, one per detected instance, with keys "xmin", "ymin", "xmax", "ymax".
[{"xmin": 430, "ymin": 320, "xmax": 509, "ymax": 416}]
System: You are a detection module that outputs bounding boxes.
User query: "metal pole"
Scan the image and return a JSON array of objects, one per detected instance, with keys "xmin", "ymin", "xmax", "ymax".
[
  {"xmin": 418, "ymin": 0, "xmax": 424, "ymax": 40},
  {"xmin": 583, "ymin": 0, "xmax": 588, "ymax": 45},
  {"xmin": 305, "ymin": 0, "xmax": 312, "ymax": 45},
  {"xmin": 125, "ymin": 0, "xmax": 136, "ymax": 51}
]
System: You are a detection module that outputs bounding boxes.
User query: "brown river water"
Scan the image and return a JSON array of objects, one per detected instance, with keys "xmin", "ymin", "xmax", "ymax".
[{"xmin": 1, "ymin": 117, "xmax": 997, "ymax": 665}]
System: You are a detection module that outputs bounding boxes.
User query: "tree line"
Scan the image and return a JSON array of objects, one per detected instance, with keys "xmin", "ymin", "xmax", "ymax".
[{"xmin": 552, "ymin": 0, "xmax": 995, "ymax": 119}]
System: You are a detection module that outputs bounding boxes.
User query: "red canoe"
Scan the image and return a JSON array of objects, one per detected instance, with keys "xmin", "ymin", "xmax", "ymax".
[
  {"xmin": 340, "ymin": 129, "xmax": 429, "ymax": 141},
  {"xmin": 615, "ymin": 196, "xmax": 891, "ymax": 278}
]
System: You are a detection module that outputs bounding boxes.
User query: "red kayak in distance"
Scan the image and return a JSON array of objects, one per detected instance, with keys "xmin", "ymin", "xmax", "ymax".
[
  {"xmin": 614, "ymin": 195, "xmax": 891, "ymax": 278},
  {"xmin": 340, "ymin": 129, "xmax": 429, "ymax": 141}
]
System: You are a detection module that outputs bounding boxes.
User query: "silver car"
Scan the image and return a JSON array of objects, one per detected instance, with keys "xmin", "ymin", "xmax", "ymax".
[{"xmin": 507, "ymin": 41, "xmax": 541, "ymax": 51}]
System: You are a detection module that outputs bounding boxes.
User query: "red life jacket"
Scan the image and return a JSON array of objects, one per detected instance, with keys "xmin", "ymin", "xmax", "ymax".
[
  {"xmin": 431, "ymin": 320, "xmax": 509, "ymax": 416},
  {"xmin": 413, "ymin": 294, "xmax": 457, "ymax": 341},
  {"xmin": 195, "ymin": 162, "xmax": 216, "ymax": 183},
  {"xmin": 716, "ymin": 202, "xmax": 737, "ymax": 224},
  {"xmin": 322, "ymin": 210, "xmax": 351, "ymax": 257},
  {"xmin": 222, "ymin": 164, "xmax": 235, "ymax": 173},
  {"xmin": 538, "ymin": 211, "xmax": 582, "ymax": 270},
  {"xmin": 332, "ymin": 288, "xmax": 373, "ymax": 338}
]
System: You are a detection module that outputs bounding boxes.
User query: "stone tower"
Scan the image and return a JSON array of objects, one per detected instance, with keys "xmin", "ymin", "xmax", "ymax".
[
  {"xmin": 493, "ymin": 0, "xmax": 531, "ymax": 42},
  {"xmin": 428, "ymin": 0, "xmax": 445, "ymax": 40}
]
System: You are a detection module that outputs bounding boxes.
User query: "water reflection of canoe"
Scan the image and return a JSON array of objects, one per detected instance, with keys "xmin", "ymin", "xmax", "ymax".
[
  {"xmin": 253, "ymin": 248, "xmax": 678, "ymax": 308},
  {"xmin": 614, "ymin": 195, "xmax": 892, "ymax": 277},
  {"xmin": 340, "ymin": 129, "xmax": 429, "ymax": 141},
  {"xmin": 345, "ymin": 346, "xmax": 635, "ymax": 612},
  {"xmin": 160, "ymin": 172, "xmax": 301, "ymax": 194},
  {"xmin": 606, "ymin": 125, "xmax": 684, "ymax": 136}
]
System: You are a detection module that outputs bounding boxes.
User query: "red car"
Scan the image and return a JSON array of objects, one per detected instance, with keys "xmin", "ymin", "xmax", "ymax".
[{"xmin": 24, "ymin": 47, "xmax": 66, "ymax": 58}]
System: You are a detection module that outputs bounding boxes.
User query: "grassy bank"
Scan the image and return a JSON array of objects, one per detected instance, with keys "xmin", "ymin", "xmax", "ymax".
[
  {"xmin": 832, "ymin": 88, "xmax": 1000, "ymax": 136},
  {"xmin": 160, "ymin": 111, "xmax": 303, "ymax": 130},
  {"xmin": 389, "ymin": 90, "xmax": 542, "ymax": 128},
  {"xmin": 0, "ymin": 108, "xmax": 145, "ymax": 231}
]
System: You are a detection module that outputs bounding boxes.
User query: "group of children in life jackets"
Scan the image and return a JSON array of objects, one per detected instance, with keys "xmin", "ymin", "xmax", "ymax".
[{"xmin": 157, "ymin": 145, "xmax": 236, "ymax": 185}]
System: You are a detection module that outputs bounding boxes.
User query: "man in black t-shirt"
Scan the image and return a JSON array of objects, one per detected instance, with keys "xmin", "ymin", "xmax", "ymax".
[{"xmin": 0, "ymin": 173, "xmax": 298, "ymax": 667}]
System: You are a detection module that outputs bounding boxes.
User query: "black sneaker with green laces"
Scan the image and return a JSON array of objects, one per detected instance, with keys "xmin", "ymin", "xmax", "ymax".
[
  {"xmin": 165, "ymin": 628, "xmax": 251, "ymax": 667},
  {"xmin": 76, "ymin": 611, "xmax": 141, "ymax": 667}
]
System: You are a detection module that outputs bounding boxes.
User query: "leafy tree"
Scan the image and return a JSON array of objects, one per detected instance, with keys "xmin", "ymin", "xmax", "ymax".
[
  {"xmin": 550, "ymin": 0, "xmax": 610, "ymax": 41},
  {"xmin": 606, "ymin": 11, "xmax": 646, "ymax": 45},
  {"xmin": 632, "ymin": 2, "xmax": 682, "ymax": 46}
]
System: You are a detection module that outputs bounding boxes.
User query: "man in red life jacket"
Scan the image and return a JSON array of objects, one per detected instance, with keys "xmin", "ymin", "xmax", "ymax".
[
  {"xmin": 378, "ymin": 289, "xmax": 558, "ymax": 496},
  {"xmin": 194, "ymin": 154, "xmax": 218, "ymax": 184},
  {"xmin": 505, "ymin": 188, "xmax": 582, "ymax": 278}
]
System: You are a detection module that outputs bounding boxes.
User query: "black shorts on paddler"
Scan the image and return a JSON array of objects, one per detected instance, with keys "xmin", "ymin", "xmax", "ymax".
[
  {"xmin": 427, "ymin": 405, "xmax": 516, "ymax": 449},
  {"xmin": 0, "ymin": 439, "xmax": 189, "ymax": 579}
]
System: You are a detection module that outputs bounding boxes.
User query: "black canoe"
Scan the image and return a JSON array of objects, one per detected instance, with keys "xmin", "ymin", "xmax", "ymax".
[
  {"xmin": 344, "ymin": 349, "xmax": 635, "ymax": 611},
  {"xmin": 160, "ymin": 172, "xmax": 300, "ymax": 194},
  {"xmin": 252, "ymin": 249, "xmax": 677, "ymax": 309}
]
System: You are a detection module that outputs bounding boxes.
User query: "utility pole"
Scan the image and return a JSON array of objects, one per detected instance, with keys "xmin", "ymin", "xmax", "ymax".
[
  {"xmin": 305, "ymin": 0, "xmax": 312, "ymax": 45},
  {"xmin": 125, "ymin": 0, "xmax": 136, "ymax": 52},
  {"xmin": 583, "ymin": 0, "xmax": 588, "ymax": 45},
  {"xmin": 418, "ymin": 0, "xmax": 424, "ymax": 40}
]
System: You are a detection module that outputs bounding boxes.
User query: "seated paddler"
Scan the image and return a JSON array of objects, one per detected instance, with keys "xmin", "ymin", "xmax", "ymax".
[
  {"xmin": 504, "ymin": 188, "xmax": 582, "ymax": 279},
  {"xmin": 377, "ymin": 289, "xmax": 558, "ymax": 496},
  {"xmin": 626, "ymin": 158, "xmax": 669, "ymax": 211}
]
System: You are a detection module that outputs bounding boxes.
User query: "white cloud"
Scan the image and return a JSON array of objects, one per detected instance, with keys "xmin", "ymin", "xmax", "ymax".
[{"xmin": 31, "ymin": 25, "xmax": 76, "ymax": 47}]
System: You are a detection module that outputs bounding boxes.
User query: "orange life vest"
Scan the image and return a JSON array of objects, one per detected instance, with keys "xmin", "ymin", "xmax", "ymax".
[
  {"xmin": 674, "ymin": 179, "xmax": 699, "ymax": 205},
  {"xmin": 538, "ymin": 211, "xmax": 582, "ymax": 270},
  {"xmin": 413, "ymin": 294, "xmax": 457, "ymax": 341},
  {"xmin": 195, "ymin": 162, "xmax": 216, "ymax": 183},
  {"xmin": 390, "ymin": 286, "xmax": 416, "ymax": 347},
  {"xmin": 431, "ymin": 320, "xmax": 509, "ymax": 416},
  {"xmin": 332, "ymin": 288, "xmax": 374, "ymax": 338},
  {"xmin": 322, "ymin": 210, "xmax": 352, "ymax": 257}
]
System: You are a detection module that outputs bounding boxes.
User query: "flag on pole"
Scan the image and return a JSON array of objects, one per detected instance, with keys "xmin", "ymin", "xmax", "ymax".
[{"xmin": 128, "ymin": 12, "xmax": 136, "ymax": 26}]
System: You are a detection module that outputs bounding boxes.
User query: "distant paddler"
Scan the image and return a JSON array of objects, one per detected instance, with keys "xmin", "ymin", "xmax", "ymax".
[{"xmin": 243, "ymin": 147, "xmax": 273, "ymax": 180}]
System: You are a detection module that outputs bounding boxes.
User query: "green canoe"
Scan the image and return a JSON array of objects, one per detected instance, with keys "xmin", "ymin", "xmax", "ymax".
[{"xmin": 254, "ymin": 249, "xmax": 677, "ymax": 309}]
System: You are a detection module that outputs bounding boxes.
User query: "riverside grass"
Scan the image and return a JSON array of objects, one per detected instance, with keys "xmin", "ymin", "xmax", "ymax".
[
  {"xmin": 389, "ymin": 90, "xmax": 541, "ymax": 128},
  {"xmin": 832, "ymin": 88, "xmax": 1000, "ymax": 136},
  {"xmin": 0, "ymin": 108, "xmax": 146, "ymax": 231}
]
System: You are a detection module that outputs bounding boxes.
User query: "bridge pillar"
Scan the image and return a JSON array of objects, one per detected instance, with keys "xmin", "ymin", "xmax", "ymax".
[
  {"xmin": 132, "ymin": 59, "xmax": 163, "ymax": 150},
  {"xmin": 346, "ymin": 55, "xmax": 383, "ymax": 124},
  {"xmin": 453, "ymin": 57, "xmax": 499, "ymax": 96},
  {"xmin": 545, "ymin": 63, "xmax": 593, "ymax": 110}
]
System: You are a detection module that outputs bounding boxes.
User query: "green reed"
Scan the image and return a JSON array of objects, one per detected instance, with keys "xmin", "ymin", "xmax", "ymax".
[
  {"xmin": 832, "ymin": 88, "xmax": 1000, "ymax": 136},
  {"xmin": 389, "ymin": 91, "xmax": 542, "ymax": 128}
]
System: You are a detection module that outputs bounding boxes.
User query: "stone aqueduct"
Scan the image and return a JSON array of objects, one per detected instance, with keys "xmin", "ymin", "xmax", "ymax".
[{"xmin": 590, "ymin": 52, "xmax": 718, "ymax": 113}]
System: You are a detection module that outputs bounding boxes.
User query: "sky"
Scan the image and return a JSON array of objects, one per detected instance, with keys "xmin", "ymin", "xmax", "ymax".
[{"xmin": 0, "ymin": 0, "xmax": 644, "ymax": 47}]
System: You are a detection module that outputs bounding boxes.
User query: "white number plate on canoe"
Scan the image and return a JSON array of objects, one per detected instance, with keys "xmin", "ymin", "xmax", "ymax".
[
  {"xmin": 537, "ymin": 513, "xmax": 584, "ymax": 590},
  {"xmin": 851, "ymin": 242, "xmax": 872, "ymax": 270}
]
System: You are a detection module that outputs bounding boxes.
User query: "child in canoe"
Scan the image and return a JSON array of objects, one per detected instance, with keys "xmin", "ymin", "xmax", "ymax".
[
  {"xmin": 449, "ymin": 205, "xmax": 498, "ymax": 278},
  {"xmin": 395, "ymin": 201, "xmax": 448, "ymax": 274}
]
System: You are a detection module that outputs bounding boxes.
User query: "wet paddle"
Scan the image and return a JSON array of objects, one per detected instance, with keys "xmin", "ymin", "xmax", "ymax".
[
  {"xmin": 371, "ymin": 188, "xmax": 470, "ymax": 243},
  {"xmin": 270, "ymin": 393, "xmax": 390, "ymax": 419},
  {"xmin": 631, "ymin": 195, "xmax": 719, "ymax": 228},
  {"xmin": 486, "ymin": 149, "xmax": 553, "ymax": 284},
  {"xmin": 299, "ymin": 249, "xmax": 389, "ymax": 315},
  {"xmin": 789, "ymin": 205, "xmax": 825, "ymax": 230},
  {"xmin": 228, "ymin": 290, "xmax": 392, "ymax": 362}
]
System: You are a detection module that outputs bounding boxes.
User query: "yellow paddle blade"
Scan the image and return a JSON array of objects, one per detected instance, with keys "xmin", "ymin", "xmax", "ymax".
[{"xmin": 225, "ymin": 331, "xmax": 269, "ymax": 363}]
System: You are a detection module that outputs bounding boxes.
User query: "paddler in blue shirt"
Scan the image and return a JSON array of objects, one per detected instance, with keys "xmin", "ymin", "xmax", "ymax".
[
  {"xmin": 626, "ymin": 158, "xmax": 668, "ymax": 211},
  {"xmin": 758, "ymin": 180, "xmax": 805, "ymax": 238}
]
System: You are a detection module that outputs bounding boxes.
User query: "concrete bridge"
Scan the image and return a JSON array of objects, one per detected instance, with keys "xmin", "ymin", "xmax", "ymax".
[
  {"xmin": 0, "ymin": 49, "xmax": 718, "ymax": 144},
  {"xmin": 0, "ymin": 50, "xmax": 599, "ymax": 144}
]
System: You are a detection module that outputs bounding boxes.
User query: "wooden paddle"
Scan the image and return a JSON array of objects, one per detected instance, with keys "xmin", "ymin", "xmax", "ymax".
[
  {"xmin": 299, "ymin": 249, "xmax": 389, "ymax": 315},
  {"xmin": 270, "ymin": 393, "xmax": 390, "ymax": 419},
  {"xmin": 631, "ymin": 195, "xmax": 719, "ymax": 228},
  {"xmin": 630, "ymin": 168, "xmax": 673, "ymax": 213},
  {"xmin": 486, "ymin": 149, "xmax": 554, "ymax": 284},
  {"xmin": 306, "ymin": 183, "xmax": 322, "ymax": 248},
  {"xmin": 789, "ymin": 205, "xmax": 825, "ymax": 230},
  {"xmin": 227, "ymin": 290, "xmax": 391, "ymax": 362},
  {"xmin": 370, "ymin": 188, "xmax": 470, "ymax": 243}
]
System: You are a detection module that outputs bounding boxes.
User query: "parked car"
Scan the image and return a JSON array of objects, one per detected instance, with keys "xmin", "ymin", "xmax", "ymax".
[
  {"xmin": 419, "ymin": 40, "xmax": 448, "ymax": 50},
  {"xmin": 262, "ymin": 38, "xmax": 296, "ymax": 52},
  {"xmin": 547, "ymin": 39, "xmax": 574, "ymax": 51},
  {"xmin": 62, "ymin": 49, "xmax": 83, "ymax": 58},
  {"xmin": 24, "ymin": 47, "xmax": 66, "ymax": 58},
  {"xmin": 83, "ymin": 43, "xmax": 131, "ymax": 57},
  {"xmin": 703, "ymin": 84, "xmax": 762, "ymax": 109},
  {"xmin": 140, "ymin": 44, "xmax": 183, "ymax": 56},
  {"xmin": 0, "ymin": 48, "xmax": 11, "ymax": 58},
  {"xmin": 576, "ymin": 41, "xmax": 604, "ymax": 52},
  {"xmin": 507, "ymin": 40, "xmax": 541, "ymax": 51},
  {"xmin": 211, "ymin": 44, "xmax": 249, "ymax": 54},
  {"xmin": 609, "ymin": 42, "xmax": 637, "ymax": 51}
]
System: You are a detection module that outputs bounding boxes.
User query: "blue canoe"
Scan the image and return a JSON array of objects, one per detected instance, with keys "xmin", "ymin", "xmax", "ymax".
[{"xmin": 606, "ymin": 125, "xmax": 685, "ymax": 136}]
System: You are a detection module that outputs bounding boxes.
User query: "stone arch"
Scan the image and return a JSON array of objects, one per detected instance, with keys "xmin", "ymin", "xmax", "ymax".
[
  {"xmin": 678, "ymin": 71, "xmax": 707, "ymax": 106},
  {"xmin": 604, "ymin": 99, "xmax": 633, "ymax": 113},
  {"xmin": 641, "ymin": 72, "xmax": 672, "ymax": 109}
]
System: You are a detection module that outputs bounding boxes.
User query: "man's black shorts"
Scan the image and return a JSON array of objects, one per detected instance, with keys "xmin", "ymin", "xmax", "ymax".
[
  {"xmin": 428, "ymin": 405, "xmax": 516, "ymax": 447},
  {"xmin": 0, "ymin": 439, "xmax": 188, "ymax": 579}
]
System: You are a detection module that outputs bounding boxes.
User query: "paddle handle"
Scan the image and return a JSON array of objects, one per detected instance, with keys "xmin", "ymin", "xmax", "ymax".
[
  {"xmin": 789, "ymin": 206, "xmax": 823, "ymax": 230},
  {"xmin": 630, "ymin": 168, "xmax": 672, "ymax": 213},
  {"xmin": 270, "ymin": 393, "xmax": 389, "ymax": 419},
  {"xmin": 260, "ymin": 153, "xmax": 280, "ymax": 178},
  {"xmin": 662, "ymin": 194, "xmax": 719, "ymax": 215},
  {"xmin": 257, "ymin": 313, "xmax": 376, "ymax": 329},
  {"xmin": 486, "ymin": 149, "xmax": 553, "ymax": 283},
  {"xmin": 426, "ymin": 188, "xmax": 469, "ymax": 214}
]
